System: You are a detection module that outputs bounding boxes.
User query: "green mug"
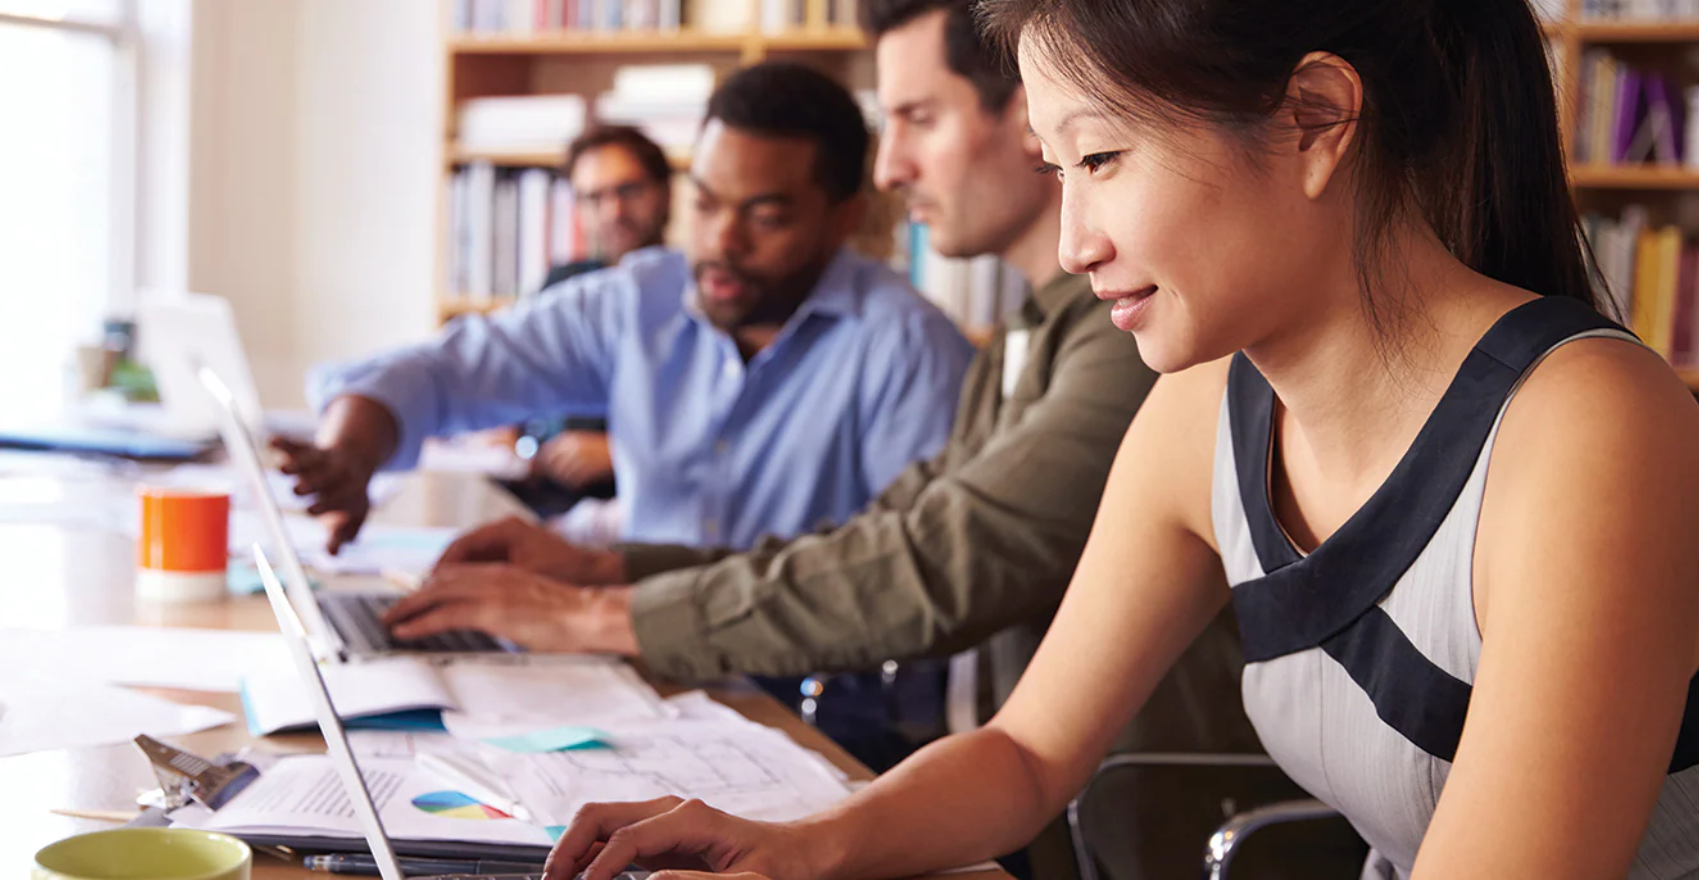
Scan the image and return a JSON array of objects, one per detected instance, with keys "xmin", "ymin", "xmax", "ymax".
[{"xmin": 33, "ymin": 828, "xmax": 251, "ymax": 880}]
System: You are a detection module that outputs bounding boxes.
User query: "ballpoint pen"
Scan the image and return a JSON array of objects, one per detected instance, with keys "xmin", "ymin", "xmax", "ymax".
[
  {"xmin": 415, "ymin": 750, "xmax": 535, "ymax": 823},
  {"xmin": 303, "ymin": 854, "xmax": 547, "ymax": 875}
]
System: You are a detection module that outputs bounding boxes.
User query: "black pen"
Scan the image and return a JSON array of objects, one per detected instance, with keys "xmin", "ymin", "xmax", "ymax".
[{"xmin": 303, "ymin": 854, "xmax": 548, "ymax": 875}]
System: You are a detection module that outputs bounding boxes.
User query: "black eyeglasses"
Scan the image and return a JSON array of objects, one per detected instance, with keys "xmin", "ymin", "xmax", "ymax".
[{"xmin": 577, "ymin": 180, "xmax": 656, "ymax": 208}]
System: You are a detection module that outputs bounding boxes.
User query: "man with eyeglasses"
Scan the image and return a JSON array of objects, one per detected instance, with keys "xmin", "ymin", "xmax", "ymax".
[
  {"xmin": 542, "ymin": 125, "xmax": 674, "ymax": 286},
  {"xmin": 521, "ymin": 126, "xmax": 677, "ymax": 511}
]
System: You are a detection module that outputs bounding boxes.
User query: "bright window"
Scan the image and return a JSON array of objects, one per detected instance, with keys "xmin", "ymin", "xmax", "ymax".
[{"xmin": 0, "ymin": 3, "xmax": 132, "ymax": 419}]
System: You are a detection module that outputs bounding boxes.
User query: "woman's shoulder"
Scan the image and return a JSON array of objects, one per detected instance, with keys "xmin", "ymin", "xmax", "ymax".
[
  {"xmin": 1499, "ymin": 330, "xmax": 1697, "ymax": 459},
  {"xmin": 1476, "ymin": 327, "xmax": 1699, "ymax": 624}
]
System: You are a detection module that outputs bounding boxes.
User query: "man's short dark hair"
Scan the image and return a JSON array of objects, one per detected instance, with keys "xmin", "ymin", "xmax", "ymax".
[
  {"xmin": 563, "ymin": 124, "xmax": 672, "ymax": 188},
  {"xmin": 859, "ymin": 0, "xmax": 1019, "ymax": 112},
  {"xmin": 704, "ymin": 62, "xmax": 869, "ymax": 203}
]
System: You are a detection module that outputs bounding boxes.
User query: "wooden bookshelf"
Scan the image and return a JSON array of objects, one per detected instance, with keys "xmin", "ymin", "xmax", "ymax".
[
  {"xmin": 449, "ymin": 147, "xmax": 564, "ymax": 167},
  {"xmin": 448, "ymin": 145, "xmax": 692, "ymax": 171},
  {"xmin": 439, "ymin": 0, "xmax": 880, "ymax": 319},
  {"xmin": 1550, "ymin": 3, "xmax": 1699, "ymax": 385},
  {"xmin": 438, "ymin": 297, "xmax": 510, "ymax": 318},
  {"xmin": 437, "ymin": 1, "xmax": 1699, "ymax": 386},
  {"xmin": 449, "ymin": 31, "xmax": 750, "ymax": 54},
  {"xmin": 762, "ymin": 28, "xmax": 867, "ymax": 51}
]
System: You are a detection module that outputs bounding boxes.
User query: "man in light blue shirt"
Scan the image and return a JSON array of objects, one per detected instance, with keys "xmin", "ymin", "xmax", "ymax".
[{"xmin": 278, "ymin": 62, "xmax": 973, "ymax": 557}]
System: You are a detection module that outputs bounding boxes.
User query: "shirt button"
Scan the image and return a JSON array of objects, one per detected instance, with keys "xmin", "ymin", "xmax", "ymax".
[
  {"xmin": 721, "ymin": 361, "xmax": 738, "ymax": 377},
  {"xmin": 713, "ymin": 440, "xmax": 729, "ymax": 455},
  {"xmin": 703, "ymin": 518, "xmax": 720, "ymax": 537}
]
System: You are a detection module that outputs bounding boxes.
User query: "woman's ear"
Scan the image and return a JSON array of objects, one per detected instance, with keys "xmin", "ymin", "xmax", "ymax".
[
  {"xmin": 1002, "ymin": 86, "xmax": 1044, "ymax": 158},
  {"xmin": 1284, "ymin": 51, "xmax": 1363, "ymax": 200}
]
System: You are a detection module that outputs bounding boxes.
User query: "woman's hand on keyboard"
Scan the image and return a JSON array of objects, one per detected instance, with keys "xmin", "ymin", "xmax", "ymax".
[{"xmin": 547, "ymin": 796, "xmax": 815, "ymax": 880}]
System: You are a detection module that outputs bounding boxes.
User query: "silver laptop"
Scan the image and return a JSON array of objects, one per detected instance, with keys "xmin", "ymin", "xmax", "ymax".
[
  {"xmin": 254, "ymin": 547, "xmax": 545, "ymax": 880},
  {"xmin": 201, "ymin": 365, "xmax": 507, "ymax": 657},
  {"xmin": 137, "ymin": 292, "xmax": 266, "ymax": 440}
]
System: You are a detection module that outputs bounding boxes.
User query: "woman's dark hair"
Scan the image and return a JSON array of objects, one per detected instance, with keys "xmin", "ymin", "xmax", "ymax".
[
  {"xmin": 706, "ymin": 61, "xmax": 871, "ymax": 203},
  {"xmin": 564, "ymin": 124, "xmax": 674, "ymax": 190},
  {"xmin": 979, "ymin": 0, "xmax": 1601, "ymax": 329},
  {"xmin": 860, "ymin": 0, "xmax": 1020, "ymax": 113}
]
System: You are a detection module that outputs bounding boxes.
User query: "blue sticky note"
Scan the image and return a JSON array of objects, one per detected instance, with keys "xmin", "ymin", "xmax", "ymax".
[
  {"xmin": 485, "ymin": 725, "xmax": 611, "ymax": 753},
  {"xmin": 228, "ymin": 559, "xmax": 319, "ymax": 595},
  {"xmin": 348, "ymin": 708, "xmax": 448, "ymax": 733}
]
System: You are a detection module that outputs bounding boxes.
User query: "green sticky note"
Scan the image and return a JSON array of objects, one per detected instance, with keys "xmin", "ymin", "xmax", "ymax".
[{"xmin": 485, "ymin": 725, "xmax": 612, "ymax": 753}]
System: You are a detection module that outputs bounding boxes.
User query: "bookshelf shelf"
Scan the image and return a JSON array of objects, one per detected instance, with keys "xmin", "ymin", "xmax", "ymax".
[
  {"xmin": 1575, "ymin": 20, "xmax": 1699, "ymax": 41},
  {"xmin": 448, "ymin": 145, "xmax": 692, "ymax": 171},
  {"xmin": 439, "ymin": 297, "xmax": 510, "ymax": 318},
  {"xmin": 446, "ymin": 29, "xmax": 871, "ymax": 56},
  {"xmin": 1569, "ymin": 166, "xmax": 1699, "ymax": 189},
  {"xmin": 449, "ymin": 31, "xmax": 750, "ymax": 54},
  {"xmin": 762, "ymin": 28, "xmax": 867, "ymax": 51},
  {"xmin": 449, "ymin": 147, "xmax": 564, "ymax": 167}
]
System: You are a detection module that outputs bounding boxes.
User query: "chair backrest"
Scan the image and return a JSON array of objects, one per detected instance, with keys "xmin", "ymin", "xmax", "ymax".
[{"xmin": 1066, "ymin": 753, "xmax": 1368, "ymax": 880}]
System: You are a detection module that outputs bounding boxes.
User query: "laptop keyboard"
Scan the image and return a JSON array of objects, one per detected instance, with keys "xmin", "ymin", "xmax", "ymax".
[{"xmin": 318, "ymin": 592, "xmax": 504, "ymax": 654}]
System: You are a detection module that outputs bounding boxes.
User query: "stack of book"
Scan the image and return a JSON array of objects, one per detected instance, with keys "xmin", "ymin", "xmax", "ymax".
[
  {"xmin": 758, "ymin": 0, "xmax": 859, "ymax": 33},
  {"xmin": 452, "ymin": 0, "xmax": 684, "ymax": 33},
  {"xmin": 457, "ymin": 95, "xmax": 588, "ymax": 157},
  {"xmin": 1574, "ymin": 51, "xmax": 1698, "ymax": 168},
  {"xmin": 594, "ymin": 65, "xmax": 715, "ymax": 161},
  {"xmin": 1586, "ymin": 207, "xmax": 1699, "ymax": 363},
  {"xmin": 1580, "ymin": 0, "xmax": 1699, "ymax": 17},
  {"xmin": 447, "ymin": 164, "xmax": 587, "ymax": 304}
]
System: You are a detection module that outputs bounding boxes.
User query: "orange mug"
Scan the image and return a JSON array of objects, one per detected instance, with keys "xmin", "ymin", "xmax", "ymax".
[{"xmin": 137, "ymin": 486, "xmax": 230, "ymax": 603}]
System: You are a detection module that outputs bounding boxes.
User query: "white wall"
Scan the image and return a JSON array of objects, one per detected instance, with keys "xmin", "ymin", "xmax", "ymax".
[{"xmin": 186, "ymin": 0, "xmax": 441, "ymax": 409}]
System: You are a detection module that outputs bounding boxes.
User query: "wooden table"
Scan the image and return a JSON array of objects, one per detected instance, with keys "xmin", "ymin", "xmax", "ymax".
[{"xmin": 0, "ymin": 462, "xmax": 898, "ymax": 877}]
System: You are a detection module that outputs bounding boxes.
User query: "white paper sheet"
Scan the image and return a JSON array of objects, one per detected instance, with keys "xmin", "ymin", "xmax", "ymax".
[
  {"xmin": 0, "ymin": 679, "xmax": 234, "ymax": 757},
  {"xmin": 437, "ymin": 658, "xmax": 668, "ymax": 740},
  {"xmin": 240, "ymin": 657, "xmax": 459, "ymax": 736},
  {"xmin": 662, "ymin": 690, "xmax": 754, "ymax": 725},
  {"xmin": 174, "ymin": 754, "xmax": 554, "ymax": 846},
  {"xmin": 241, "ymin": 655, "xmax": 669, "ymax": 737},
  {"xmin": 0, "ymin": 626, "xmax": 292, "ymax": 693},
  {"xmin": 479, "ymin": 719, "xmax": 854, "ymax": 826},
  {"xmin": 175, "ymin": 717, "xmax": 852, "ymax": 845}
]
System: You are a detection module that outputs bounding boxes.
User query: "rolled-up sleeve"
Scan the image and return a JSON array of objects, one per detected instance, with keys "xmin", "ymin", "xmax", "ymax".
[
  {"xmin": 628, "ymin": 300, "xmax": 1156, "ymax": 681},
  {"xmin": 310, "ymin": 273, "xmax": 628, "ymax": 470}
]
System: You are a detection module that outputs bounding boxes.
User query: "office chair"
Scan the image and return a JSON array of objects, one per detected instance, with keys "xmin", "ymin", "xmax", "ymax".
[{"xmin": 1066, "ymin": 753, "xmax": 1366, "ymax": 880}]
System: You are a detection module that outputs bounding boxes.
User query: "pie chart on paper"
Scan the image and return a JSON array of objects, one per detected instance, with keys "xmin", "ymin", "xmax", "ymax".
[{"xmin": 411, "ymin": 790, "xmax": 514, "ymax": 820}]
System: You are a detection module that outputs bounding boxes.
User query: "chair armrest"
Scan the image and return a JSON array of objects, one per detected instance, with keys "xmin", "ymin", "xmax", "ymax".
[
  {"xmin": 1204, "ymin": 799, "xmax": 1342, "ymax": 880},
  {"xmin": 1066, "ymin": 754, "xmax": 1277, "ymax": 880}
]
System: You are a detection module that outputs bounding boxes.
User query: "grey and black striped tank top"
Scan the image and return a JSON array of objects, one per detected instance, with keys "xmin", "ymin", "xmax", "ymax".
[{"xmin": 1211, "ymin": 296, "xmax": 1699, "ymax": 879}]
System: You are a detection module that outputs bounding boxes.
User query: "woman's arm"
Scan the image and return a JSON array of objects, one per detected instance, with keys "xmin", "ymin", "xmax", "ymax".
[
  {"xmin": 1413, "ymin": 339, "xmax": 1699, "ymax": 879},
  {"xmin": 547, "ymin": 360, "xmax": 1235, "ymax": 880}
]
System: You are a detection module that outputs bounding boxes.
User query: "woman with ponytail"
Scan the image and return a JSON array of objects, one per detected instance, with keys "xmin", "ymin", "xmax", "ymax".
[{"xmin": 544, "ymin": 0, "xmax": 1699, "ymax": 877}]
